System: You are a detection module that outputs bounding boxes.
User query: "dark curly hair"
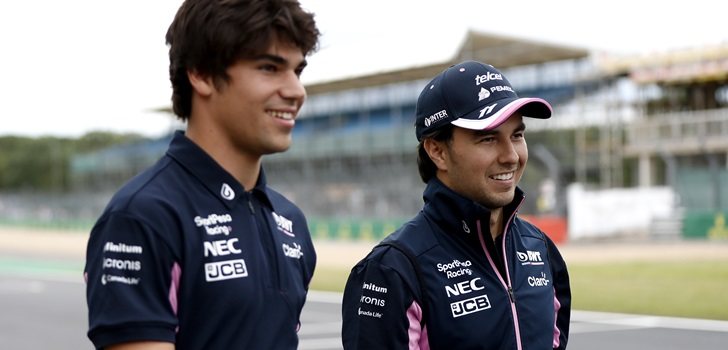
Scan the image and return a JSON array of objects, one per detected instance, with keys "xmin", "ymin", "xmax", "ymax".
[
  {"xmin": 166, "ymin": 0, "xmax": 320, "ymax": 120},
  {"xmin": 417, "ymin": 124, "xmax": 453, "ymax": 183}
]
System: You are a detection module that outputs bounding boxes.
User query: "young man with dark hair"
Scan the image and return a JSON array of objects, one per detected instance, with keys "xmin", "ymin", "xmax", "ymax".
[
  {"xmin": 84, "ymin": 1, "xmax": 320, "ymax": 349},
  {"xmin": 342, "ymin": 60, "xmax": 571, "ymax": 349}
]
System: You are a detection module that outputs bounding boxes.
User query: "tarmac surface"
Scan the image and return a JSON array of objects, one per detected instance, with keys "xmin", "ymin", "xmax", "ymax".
[
  {"xmin": 3, "ymin": 226, "xmax": 728, "ymax": 266},
  {"xmin": 2, "ymin": 227, "xmax": 728, "ymax": 349}
]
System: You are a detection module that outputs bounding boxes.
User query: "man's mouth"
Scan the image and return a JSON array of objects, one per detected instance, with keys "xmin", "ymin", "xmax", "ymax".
[
  {"xmin": 490, "ymin": 172, "xmax": 514, "ymax": 181},
  {"xmin": 268, "ymin": 110, "xmax": 295, "ymax": 120}
]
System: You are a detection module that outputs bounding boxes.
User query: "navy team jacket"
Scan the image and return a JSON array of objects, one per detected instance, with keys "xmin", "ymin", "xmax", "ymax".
[
  {"xmin": 342, "ymin": 179, "xmax": 571, "ymax": 349},
  {"xmin": 85, "ymin": 132, "xmax": 316, "ymax": 349}
]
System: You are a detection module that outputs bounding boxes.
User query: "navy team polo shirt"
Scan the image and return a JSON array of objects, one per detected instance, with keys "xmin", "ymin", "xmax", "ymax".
[{"xmin": 85, "ymin": 131, "xmax": 316, "ymax": 349}]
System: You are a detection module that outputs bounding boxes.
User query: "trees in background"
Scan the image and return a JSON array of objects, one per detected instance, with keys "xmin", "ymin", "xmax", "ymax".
[{"xmin": 0, "ymin": 132, "xmax": 145, "ymax": 192}]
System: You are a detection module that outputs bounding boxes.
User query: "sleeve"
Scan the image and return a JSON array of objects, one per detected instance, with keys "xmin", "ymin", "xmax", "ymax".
[
  {"xmin": 85, "ymin": 212, "xmax": 179, "ymax": 349},
  {"xmin": 341, "ymin": 251, "xmax": 422, "ymax": 350},
  {"xmin": 546, "ymin": 235, "xmax": 571, "ymax": 350}
]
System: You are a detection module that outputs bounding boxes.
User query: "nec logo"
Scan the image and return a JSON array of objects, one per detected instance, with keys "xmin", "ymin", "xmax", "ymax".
[
  {"xmin": 450, "ymin": 294, "xmax": 491, "ymax": 318},
  {"xmin": 204, "ymin": 238, "xmax": 242, "ymax": 257},
  {"xmin": 445, "ymin": 277, "xmax": 484, "ymax": 298},
  {"xmin": 517, "ymin": 250, "xmax": 544, "ymax": 266},
  {"xmin": 205, "ymin": 259, "xmax": 248, "ymax": 282}
]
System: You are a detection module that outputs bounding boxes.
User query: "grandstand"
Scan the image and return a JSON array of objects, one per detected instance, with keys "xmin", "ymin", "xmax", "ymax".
[
  {"xmin": 264, "ymin": 31, "xmax": 594, "ymax": 228},
  {"xmin": 57, "ymin": 31, "xmax": 728, "ymax": 240}
]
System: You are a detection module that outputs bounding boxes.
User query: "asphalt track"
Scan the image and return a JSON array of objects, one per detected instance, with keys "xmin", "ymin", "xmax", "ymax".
[{"xmin": 1, "ymin": 260, "xmax": 727, "ymax": 350}]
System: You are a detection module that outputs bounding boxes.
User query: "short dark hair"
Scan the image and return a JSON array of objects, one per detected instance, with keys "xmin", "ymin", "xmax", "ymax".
[
  {"xmin": 417, "ymin": 125, "xmax": 454, "ymax": 183},
  {"xmin": 166, "ymin": 0, "xmax": 320, "ymax": 120}
]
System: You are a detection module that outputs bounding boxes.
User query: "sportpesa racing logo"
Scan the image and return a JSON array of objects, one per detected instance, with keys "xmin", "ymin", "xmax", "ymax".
[{"xmin": 437, "ymin": 259, "xmax": 473, "ymax": 279}]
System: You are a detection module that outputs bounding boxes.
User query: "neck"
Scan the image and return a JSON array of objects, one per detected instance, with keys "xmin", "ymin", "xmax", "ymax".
[
  {"xmin": 489, "ymin": 207, "xmax": 503, "ymax": 241},
  {"xmin": 186, "ymin": 125, "xmax": 261, "ymax": 191}
]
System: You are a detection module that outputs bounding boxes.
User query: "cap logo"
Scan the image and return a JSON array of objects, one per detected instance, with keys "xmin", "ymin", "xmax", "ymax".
[
  {"xmin": 491, "ymin": 85, "xmax": 515, "ymax": 93},
  {"xmin": 479, "ymin": 103, "xmax": 498, "ymax": 118},
  {"xmin": 424, "ymin": 109, "xmax": 448, "ymax": 127},
  {"xmin": 478, "ymin": 87, "xmax": 490, "ymax": 101},
  {"xmin": 475, "ymin": 72, "xmax": 503, "ymax": 85}
]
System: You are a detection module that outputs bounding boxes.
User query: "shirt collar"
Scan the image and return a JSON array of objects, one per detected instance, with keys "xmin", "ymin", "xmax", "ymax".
[
  {"xmin": 422, "ymin": 177, "xmax": 524, "ymax": 237},
  {"xmin": 165, "ymin": 131, "xmax": 273, "ymax": 210}
]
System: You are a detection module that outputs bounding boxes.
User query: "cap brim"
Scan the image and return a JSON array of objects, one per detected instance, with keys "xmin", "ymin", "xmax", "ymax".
[{"xmin": 450, "ymin": 97, "xmax": 552, "ymax": 131}]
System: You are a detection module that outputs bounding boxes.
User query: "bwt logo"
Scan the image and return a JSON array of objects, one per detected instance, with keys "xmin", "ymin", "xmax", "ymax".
[
  {"xmin": 517, "ymin": 250, "xmax": 544, "ymax": 265},
  {"xmin": 272, "ymin": 212, "xmax": 294, "ymax": 236},
  {"xmin": 450, "ymin": 294, "xmax": 491, "ymax": 318},
  {"xmin": 205, "ymin": 259, "xmax": 248, "ymax": 282}
]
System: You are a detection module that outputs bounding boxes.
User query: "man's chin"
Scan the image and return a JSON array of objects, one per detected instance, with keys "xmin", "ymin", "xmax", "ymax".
[{"xmin": 480, "ymin": 192, "xmax": 515, "ymax": 209}]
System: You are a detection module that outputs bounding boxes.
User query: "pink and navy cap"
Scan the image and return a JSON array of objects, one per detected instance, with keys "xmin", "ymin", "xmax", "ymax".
[{"xmin": 415, "ymin": 60, "xmax": 552, "ymax": 141}]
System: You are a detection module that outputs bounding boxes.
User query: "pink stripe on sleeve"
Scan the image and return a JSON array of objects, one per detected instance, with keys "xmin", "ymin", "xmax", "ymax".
[
  {"xmin": 552, "ymin": 287, "xmax": 561, "ymax": 348},
  {"xmin": 406, "ymin": 300, "xmax": 430, "ymax": 350},
  {"xmin": 168, "ymin": 262, "xmax": 181, "ymax": 316}
]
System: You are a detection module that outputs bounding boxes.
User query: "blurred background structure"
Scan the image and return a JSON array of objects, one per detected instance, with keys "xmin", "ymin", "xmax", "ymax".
[{"xmin": 1, "ymin": 30, "xmax": 727, "ymax": 243}]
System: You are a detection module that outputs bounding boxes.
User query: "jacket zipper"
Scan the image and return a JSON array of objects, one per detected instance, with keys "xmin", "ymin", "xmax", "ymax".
[
  {"xmin": 476, "ymin": 201, "xmax": 524, "ymax": 350},
  {"xmin": 247, "ymin": 193, "xmax": 282, "ymax": 291}
]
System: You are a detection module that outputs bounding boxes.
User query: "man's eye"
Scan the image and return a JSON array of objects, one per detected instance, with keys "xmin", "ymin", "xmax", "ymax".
[{"xmin": 259, "ymin": 64, "xmax": 278, "ymax": 72}]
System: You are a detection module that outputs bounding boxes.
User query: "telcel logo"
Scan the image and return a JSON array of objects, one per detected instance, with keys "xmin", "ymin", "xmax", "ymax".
[
  {"xmin": 450, "ymin": 294, "xmax": 491, "ymax": 318},
  {"xmin": 205, "ymin": 259, "xmax": 248, "ymax": 282}
]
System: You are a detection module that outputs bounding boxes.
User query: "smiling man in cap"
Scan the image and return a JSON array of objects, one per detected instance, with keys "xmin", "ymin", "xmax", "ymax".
[{"xmin": 342, "ymin": 60, "xmax": 571, "ymax": 349}]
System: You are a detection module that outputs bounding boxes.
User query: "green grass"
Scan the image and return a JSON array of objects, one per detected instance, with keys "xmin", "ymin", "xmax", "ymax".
[
  {"xmin": 311, "ymin": 265, "xmax": 351, "ymax": 292},
  {"xmin": 569, "ymin": 260, "xmax": 728, "ymax": 320},
  {"xmin": 311, "ymin": 260, "xmax": 728, "ymax": 321}
]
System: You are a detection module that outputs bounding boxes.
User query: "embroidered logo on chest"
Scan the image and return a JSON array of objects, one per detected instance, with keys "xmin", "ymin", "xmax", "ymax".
[{"xmin": 272, "ymin": 212, "xmax": 294, "ymax": 237}]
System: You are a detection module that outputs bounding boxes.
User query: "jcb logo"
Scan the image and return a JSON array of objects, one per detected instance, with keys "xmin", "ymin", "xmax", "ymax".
[
  {"xmin": 205, "ymin": 259, "xmax": 248, "ymax": 282},
  {"xmin": 450, "ymin": 294, "xmax": 491, "ymax": 318}
]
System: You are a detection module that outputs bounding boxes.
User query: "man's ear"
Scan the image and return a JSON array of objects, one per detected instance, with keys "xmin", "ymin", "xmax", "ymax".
[
  {"xmin": 187, "ymin": 69, "xmax": 215, "ymax": 97},
  {"xmin": 423, "ymin": 137, "xmax": 449, "ymax": 171}
]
